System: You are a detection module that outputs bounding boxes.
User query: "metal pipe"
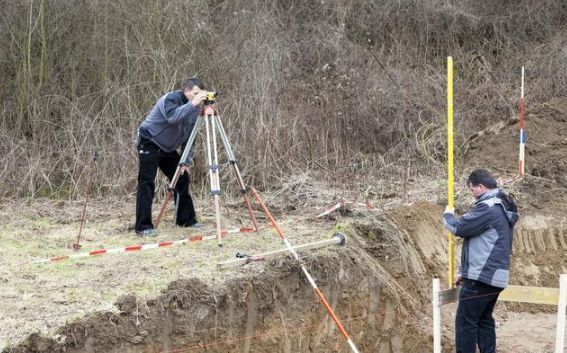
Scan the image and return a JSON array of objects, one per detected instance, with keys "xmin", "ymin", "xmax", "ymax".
[{"xmin": 217, "ymin": 233, "xmax": 346, "ymax": 269}]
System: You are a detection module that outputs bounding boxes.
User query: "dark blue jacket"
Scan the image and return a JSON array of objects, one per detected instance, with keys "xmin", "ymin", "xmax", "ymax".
[
  {"xmin": 139, "ymin": 90, "xmax": 200, "ymax": 153},
  {"xmin": 443, "ymin": 188, "xmax": 519, "ymax": 288}
]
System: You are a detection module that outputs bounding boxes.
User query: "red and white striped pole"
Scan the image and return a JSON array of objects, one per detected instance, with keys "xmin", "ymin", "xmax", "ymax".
[
  {"xmin": 316, "ymin": 199, "xmax": 375, "ymax": 218},
  {"xmin": 317, "ymin": 200, "xmax": 344, "ymax": 218},
  {"xmin": 250, "ymin": 187, "xmax": 361, "ymax": 353},
  {"xmin": 33, "ymin": 228, "xmax": 254, "ymax": 264},
  {"xmin": 518, "ymin": 66, "xmax": 526, "ymax": 177}
]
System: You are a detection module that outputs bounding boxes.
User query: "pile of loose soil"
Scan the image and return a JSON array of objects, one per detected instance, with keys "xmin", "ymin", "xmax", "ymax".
[{"xmin": 466, "ymin": 98, "xmax": 567, "ymax": 213}]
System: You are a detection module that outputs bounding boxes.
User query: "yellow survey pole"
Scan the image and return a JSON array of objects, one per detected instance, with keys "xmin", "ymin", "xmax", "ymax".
[{"xmin": 447, "ymin": 56, "xmax": 455, "ymax": 288}]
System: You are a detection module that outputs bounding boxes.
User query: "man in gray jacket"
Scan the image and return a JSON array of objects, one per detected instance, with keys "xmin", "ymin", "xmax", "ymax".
[
  {"xmin": 443, "ymin": 169, "xmax": 518, "ymax": 353},
  {"xmin": 135, "ymin": 78, "xmax": 209, "ymax": 235}
]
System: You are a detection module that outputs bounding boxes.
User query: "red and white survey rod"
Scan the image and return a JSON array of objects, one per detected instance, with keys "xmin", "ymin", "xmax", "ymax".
[
  {"xmin": 250, "ymin": 187, "xmax": 361, "ymax": 353},
  {"xmin": 518, "ymin": 66, "xmax": 526, "ymax": 177}
]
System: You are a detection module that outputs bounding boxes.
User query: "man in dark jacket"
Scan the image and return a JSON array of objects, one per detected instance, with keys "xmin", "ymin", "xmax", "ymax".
[
  {"xmin": 135, "ymin": 77, "xmax": 209, "ymax": 235},
  {"xmin": 443, "ymin": 168, "xmax": 518, "ymax": 353}
]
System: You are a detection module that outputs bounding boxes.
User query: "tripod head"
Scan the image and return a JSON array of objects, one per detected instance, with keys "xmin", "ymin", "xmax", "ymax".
[
  {"xmin": 203, "ymin": 91, "xmax": 218, "ymax": 106},
  {"xmin": 201, "ymin": 98, "xmax": 220, "ymax": 117}
]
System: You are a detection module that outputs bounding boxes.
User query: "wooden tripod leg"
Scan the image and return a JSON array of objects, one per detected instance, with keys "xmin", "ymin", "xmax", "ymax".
[{"xmin": 242, "ymin": 192, "xmax": 259, "ymax": 233}]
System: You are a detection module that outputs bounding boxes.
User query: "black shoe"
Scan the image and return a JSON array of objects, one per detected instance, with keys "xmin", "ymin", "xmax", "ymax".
[
  {"xmin": 136, "ymin": 228, "xmax": 158, "ymax": 237},
  {"xmin": 187, "ymin": 222, "xmax": 204, "ymax": 229}
]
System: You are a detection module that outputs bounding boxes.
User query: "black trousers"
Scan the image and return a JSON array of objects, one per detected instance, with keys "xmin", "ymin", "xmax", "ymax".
[
  {"xmin": 455, "ymin": 279, "xmax": 503, "ymax": 353},
  {"xmin": 135, "ymin": 137, "xmax": 197, "ymax": 232}
]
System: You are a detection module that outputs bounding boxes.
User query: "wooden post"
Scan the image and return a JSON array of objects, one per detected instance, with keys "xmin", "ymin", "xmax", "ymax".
[
  {"xmin": 433, "ymin": 278, "xmax": 441, "ymax": 353},
  {"xmin": 556, "ymin": 274, "xmax": 567, "ymax": 353}
]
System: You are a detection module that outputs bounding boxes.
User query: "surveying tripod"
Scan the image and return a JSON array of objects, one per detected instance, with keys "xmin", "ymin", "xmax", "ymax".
[{"xmin": 154, "ymin": 103, "xmax": 259, "ymax": 247}]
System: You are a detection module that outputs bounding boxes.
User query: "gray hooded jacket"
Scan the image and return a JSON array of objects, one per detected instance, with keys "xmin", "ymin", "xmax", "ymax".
[
  {"xmin": 443, "ymin": 188, "xmax": 519, "ymax": 288},
  {"xmin": 139, "ymin": 90, "xmax": 200, "ymax": 153}
]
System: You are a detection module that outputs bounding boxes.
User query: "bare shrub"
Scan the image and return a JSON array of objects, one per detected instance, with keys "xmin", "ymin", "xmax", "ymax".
[{"xmin": 0, "ymin": 0, "xmax": 565, "ymax": 197}]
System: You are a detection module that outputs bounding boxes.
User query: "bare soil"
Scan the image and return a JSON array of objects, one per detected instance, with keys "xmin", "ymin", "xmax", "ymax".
[{"xmin": 2, "ymin": 100, "xmax": 567, "ymax": 353}]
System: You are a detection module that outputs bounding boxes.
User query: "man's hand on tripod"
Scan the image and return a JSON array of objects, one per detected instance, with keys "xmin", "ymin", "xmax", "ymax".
[{"xmin": 180, "ymin": 165, "xmax": 191, "ymax": 177}]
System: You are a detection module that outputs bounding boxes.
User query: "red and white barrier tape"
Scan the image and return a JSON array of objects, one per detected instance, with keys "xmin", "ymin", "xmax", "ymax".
[
  {"xmin": 316, "ymin": 201, "xmax": 344, "ymax": 218},
  {"xmin": 33, "ymin": 227, "xmax": 255, "ymax": 264},
  {"xmin": 317, "ymin": 199, "xmax": 375, "ymax": 218}
]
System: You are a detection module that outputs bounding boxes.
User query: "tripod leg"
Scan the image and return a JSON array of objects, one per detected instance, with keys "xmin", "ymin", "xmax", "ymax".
[
  {"xmin": 206, "ymin": 115, "xmax": 223, "ymax": 247},
  {"xmin": 241, "ymin": 194, "xmax": 259, "ymax": 232},
  {"xmin": 154, "ymin": 117, "xmax": 202, "ymax": 228},
  {"xmin": 214, "ymin": 115, "xmax": 259, "ymax": 232}
]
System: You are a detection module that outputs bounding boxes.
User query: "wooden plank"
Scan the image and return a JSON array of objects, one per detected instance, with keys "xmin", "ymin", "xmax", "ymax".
[
  {"xmin": 436, "ymin": 284, "xmax": 559, "ymax": 306},
  {"xmin": 499, "ymin": 285, "xmax": 559, "ymax": 306}
]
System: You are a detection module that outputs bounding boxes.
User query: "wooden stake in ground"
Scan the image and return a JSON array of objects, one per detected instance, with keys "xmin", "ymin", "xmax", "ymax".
[{"xmin": 73, "ymin": 152, "xmax": 98, "ymax": 251}]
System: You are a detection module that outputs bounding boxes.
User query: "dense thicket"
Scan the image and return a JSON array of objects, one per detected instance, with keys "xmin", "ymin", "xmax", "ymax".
[{"xmin": 1, "ymin": 0, "xmax": 565, "ymax": 197}]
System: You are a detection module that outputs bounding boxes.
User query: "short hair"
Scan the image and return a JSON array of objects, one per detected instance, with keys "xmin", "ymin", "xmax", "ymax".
[
  {"xmin": 182, "ymin": 77, "xmax": 205, "ymax": 91},
  {"xmin": 466, "ymin": 169, "xmax": 498, "ymax": 189}
]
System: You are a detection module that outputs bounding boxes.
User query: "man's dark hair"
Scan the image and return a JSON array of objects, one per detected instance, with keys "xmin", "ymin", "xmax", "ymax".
[
  {"xmin": 467, "ymin": 169, "xmax": 498, "ymax": 189},
  {"xmin": 183, "ymin": 77, "xmax": 205, "ymax": 91}
]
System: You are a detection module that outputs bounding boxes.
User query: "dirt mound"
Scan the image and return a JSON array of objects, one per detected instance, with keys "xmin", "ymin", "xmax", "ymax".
[
  {"xmin": 461, "ymin": 98, "xmax": 567, "ymax": 224},
  {"xmin": 387, "ymin": 202, "xmax": 448, "ymax": 274},
  {"xmin": 467, "ymin": 98, "xmax": 567, "ymax": 186}
]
